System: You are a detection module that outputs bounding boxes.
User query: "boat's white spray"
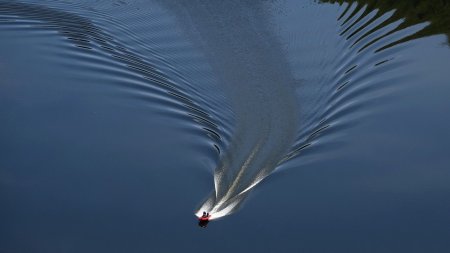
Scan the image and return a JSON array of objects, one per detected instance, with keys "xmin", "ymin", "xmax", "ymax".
[{"xmin": 176, "ymin": 1, "xmax": 301, "ymax": 220}]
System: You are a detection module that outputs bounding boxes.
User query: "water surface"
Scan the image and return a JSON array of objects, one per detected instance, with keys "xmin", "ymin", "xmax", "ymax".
[{"xmin": 1, "ymin": 0, "xmax": 450, "ymax": 252}]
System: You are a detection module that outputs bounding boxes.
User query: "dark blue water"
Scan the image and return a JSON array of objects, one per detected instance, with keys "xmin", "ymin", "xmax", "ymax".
[{"xmin": 1, "ymin": 0, "xmax": 450, "ymax": 252}]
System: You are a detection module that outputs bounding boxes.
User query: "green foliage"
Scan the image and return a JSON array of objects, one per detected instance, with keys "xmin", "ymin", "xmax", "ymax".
[{"xmin": 321, "ymin": 0, "xmax": 450, "ymax": 44}]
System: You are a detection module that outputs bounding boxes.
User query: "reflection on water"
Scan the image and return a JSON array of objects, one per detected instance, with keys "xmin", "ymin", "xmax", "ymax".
[
  {"xmin": 1, "ymin": 0, "xmax": 450, "ymax": 252},
  {"xmin": 322, "ymin": 0, "xmax": 450, "ymax": 45}
]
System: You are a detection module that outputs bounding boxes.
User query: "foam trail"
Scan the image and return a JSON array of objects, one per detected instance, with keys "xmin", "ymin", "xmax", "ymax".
[{"xmin": 168, "ymin": 1, "xmax": 301, "ymax": 219}]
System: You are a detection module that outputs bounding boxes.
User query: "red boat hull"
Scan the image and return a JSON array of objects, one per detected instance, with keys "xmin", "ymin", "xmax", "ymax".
[{"xmin": 199, "ymin": 216, "xmax": 211, "ymax": 221}]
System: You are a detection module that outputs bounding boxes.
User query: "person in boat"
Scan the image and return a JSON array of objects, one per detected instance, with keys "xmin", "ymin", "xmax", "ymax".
[{"xmin": 198, "ymin": 212, "xmax": 210, "ymax": 228}]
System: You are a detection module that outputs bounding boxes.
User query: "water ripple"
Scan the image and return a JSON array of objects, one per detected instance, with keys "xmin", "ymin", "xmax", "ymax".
[
  {"xmin": 281, "ymin": 1, "xmax": 429, "ymax": 163},
  {"xmin": 0, "ymin": 1, "xmax": 227, "ymax": 152}
]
